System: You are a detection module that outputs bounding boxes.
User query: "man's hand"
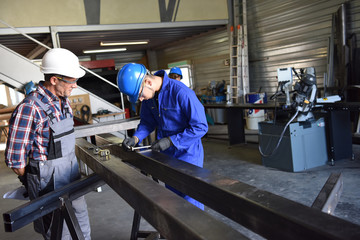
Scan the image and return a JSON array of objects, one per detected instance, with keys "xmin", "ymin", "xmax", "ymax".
[
  {"xmin": 13, "ymin": 167, "xmax": 29, "ymax": 198},
  {"xmin": 122, "ymin": 137, "xmax": 137, "ymax": 151},
  {"xmin": 12, "ymin": 167, "xmax": 25, "ymax": 176},
  {"xmin": 151, "ymin": 137, "xmax": 172, "ymax": 152}
]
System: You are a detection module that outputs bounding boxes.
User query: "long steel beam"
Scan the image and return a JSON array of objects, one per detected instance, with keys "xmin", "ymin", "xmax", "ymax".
[
  {"xmin": 74, "ymin": 117, "xmax": 140, "ymax": 138},
  {"xmin": 311, "ymin": 173, "xmax": 343, "ymax": 214},
  {"xmin": 94, "ymin": 135, "xmax": 360, "ymax": 240},
  {"xmin": 3, "ymin": 174, "xmax": 104, "ymax": 232},
  {"xmin": 75, "ymin": 138, "xmax": 249, "ymax": 240}
]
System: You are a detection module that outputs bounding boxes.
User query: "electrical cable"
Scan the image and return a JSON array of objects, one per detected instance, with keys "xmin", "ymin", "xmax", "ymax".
[
  {"xmin": 80, "ymin": 105, "xmax": 91, "ymax": 123},
  {"xmin": 273, "ymin": 98, "xmax": 278, "ymax": 125},
  {"xmin": 258, "ymin": 109, "xmax": 299, "ymax": 158},
  {"xmin": 270, "ymin": 83, "xmax": 281, "ymax": 100}
]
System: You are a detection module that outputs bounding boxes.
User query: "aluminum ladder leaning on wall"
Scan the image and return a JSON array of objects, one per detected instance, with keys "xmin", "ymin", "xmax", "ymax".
[{"xmin": 229, "ymin": 0, "xmax": 249, "ymax": 104}]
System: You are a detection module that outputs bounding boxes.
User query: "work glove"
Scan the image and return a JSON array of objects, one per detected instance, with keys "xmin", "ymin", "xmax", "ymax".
[
  {"xmin": 151, "ymin": 137, "xmax": 172, "ymax": 152},
  {"xmin": 122, "ymin": 137, "xmax": 137, "ymax": 151},
  {"xmin": 18, "ymin": 173, "xmax": 29, "ymax": 198}
]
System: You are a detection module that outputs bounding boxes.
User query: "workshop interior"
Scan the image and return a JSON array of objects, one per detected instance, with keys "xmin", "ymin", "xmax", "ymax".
[{"xmin": 0, "ymin": 0, "xmax": 360, "ymax": 239}]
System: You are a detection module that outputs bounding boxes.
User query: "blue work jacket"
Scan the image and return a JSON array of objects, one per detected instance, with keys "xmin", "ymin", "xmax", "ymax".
[{"xmin": 134, "ymin": 70, "xmax": 208, "ymax": 167}]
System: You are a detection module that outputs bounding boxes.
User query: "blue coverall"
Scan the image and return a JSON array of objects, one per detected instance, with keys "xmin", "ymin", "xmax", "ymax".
[{"xmin": 134, "ymin": 70, "xmax": 208, "ymax": 209}]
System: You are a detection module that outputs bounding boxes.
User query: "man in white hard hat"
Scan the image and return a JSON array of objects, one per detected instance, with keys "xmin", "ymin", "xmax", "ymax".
[{"xmin": 5, "ymin": 48, "xmax": 91, "ymax": 240}]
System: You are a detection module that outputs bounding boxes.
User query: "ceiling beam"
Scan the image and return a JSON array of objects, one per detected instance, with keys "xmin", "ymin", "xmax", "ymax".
[
  {"xmin": 26, "ymin": 36, "xmax": 51, "ymax": 59},
  {"xmin": 0, "ymin": 20, "xmax": 228, "ymax": 36}
]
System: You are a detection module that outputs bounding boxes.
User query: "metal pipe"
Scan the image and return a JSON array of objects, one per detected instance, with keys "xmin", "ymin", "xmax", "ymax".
[
  {"xmin": 340, "ymin": 4, "xmax": 347, "ymax": 47},
  {"xmin": 0, "ymin": 19, "xmax": 51, "ymax": 50},
  {"xmin": 130, "ymin": 145, "xmax": 151, "ymax": 151}
]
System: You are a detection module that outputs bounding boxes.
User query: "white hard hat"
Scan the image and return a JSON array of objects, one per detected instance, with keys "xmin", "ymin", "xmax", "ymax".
[{"xmin": 40, "ymin": 48, "xmax": 85, "ymax": 78}]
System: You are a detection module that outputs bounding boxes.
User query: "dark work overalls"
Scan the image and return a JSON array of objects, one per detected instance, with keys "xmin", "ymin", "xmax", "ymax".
[{"xmin": 26, "ymin": 95, "xmax": 91, "ymax": 240}]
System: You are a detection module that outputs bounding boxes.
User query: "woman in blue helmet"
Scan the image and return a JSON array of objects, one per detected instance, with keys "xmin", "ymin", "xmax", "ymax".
[{"xmin": 117, "ymin": 63, "xmax": 208, "ymax": 209}]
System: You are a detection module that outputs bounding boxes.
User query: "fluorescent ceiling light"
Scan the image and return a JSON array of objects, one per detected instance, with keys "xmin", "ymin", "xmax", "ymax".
[
  {"xmin": 100, "ymin": 40, "xmax": 149, "ymax": 46},
  {"xmin": 83, "ymin": 48, "xmax": 127, "ymax": 54}
]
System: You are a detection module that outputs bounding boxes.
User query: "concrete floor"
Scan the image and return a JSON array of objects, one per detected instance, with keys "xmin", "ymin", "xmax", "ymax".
[{"xmin": 1, "ymin": 132, "xmax": 360, "ymax": 239}]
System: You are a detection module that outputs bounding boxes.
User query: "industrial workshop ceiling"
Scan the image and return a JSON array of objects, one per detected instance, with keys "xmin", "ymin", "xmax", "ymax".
[{"xmin": 0, "ymin": 20, "xmax": 227, "ymax": 60}]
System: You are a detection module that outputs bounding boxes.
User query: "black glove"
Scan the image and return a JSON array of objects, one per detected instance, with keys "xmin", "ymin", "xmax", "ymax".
[
  {"xmin": 18, "ymin": 174, "xmax": 29, "ymax": 198},
  {"xmin": 122, "ymin": 137, "xmax": 136, "ymax": 151},
  {"xmin": 151, "ymin": 137, "xmax": 172, "ymax": 152},
  {"xmin": 18, "ymin": 174, "xmax": 28, "ymax": 188}
]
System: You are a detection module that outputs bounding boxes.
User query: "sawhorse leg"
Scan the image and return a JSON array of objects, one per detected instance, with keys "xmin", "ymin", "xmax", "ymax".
[
  {"xmin": 130, "ymin": 173, "xmax": 162, "ymax": 240},
  {"xmin": 130, "ymin": 211, "xmax": 161, "ymax": 240},
  {"xmin": 130, "ymin": 211, "xmax": 141, "ymax": 240},
  {"xmin": 50, "ymin": 196, "xmax": 85, "ymax": 240}
]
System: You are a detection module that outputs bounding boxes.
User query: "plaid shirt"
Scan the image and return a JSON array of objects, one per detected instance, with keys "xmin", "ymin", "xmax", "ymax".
[{"xmin": 5, "ymin": 82, "xmax": 73, "ymax": 169}]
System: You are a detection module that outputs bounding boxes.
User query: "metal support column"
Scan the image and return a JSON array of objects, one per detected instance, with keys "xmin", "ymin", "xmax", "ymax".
[
  {"xmin": 242, "ymin": 0, "xmax": 249, "ymax": 99},
  {"xmin": 49, "ymin": 26, "xmax": 61, "ymax": 48}
]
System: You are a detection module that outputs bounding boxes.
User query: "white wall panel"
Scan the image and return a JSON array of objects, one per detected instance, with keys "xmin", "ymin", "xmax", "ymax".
[{"xmin": 156, "ymin": 29, "xmax": 229, "ymax": 94}]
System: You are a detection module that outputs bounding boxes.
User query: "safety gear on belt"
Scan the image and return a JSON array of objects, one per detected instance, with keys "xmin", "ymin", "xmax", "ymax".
[
  {"xmin": 117, "ymin": 63, "xmax": 147, "ymax": 103},
  {"xmin": 151, "ymin": 137, "xmax": 172, "ymax": 152},
  {"xmin": 169, "ymin": 67, "xmax": 183, "ymax": 79},
  {"xmin": 122, "ymin": 137, "xmax": 137, "ymax": 151},
  {"xmin": 24, "ymin": 81, "xmax": 37, "ymax": 95},
  {"xmin": 40, "ymin": 48, "xmax": 85, "ymax": 79}
]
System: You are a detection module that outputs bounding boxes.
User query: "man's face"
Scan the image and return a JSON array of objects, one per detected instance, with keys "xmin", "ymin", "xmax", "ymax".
[
  {"xmin": 169, "ymin": 73, "xmax": 181, "ymax": 81},
  {"xmin": 54, "ymin": 76, "xmax": 78, "ymax": 98},
  {"xmin": 138, "ymin": 80, "xmax": 155, "ymax": 102}
]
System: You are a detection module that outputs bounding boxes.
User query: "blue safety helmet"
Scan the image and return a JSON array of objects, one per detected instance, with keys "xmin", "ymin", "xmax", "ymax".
[
  {"xmin": 169, "ymin": 67, "xmax": 183, "ymax": 79},
  {"xmin": 117, "ymin": 63, "xmax": 147, "ymax": 103},
  {"xmin": 24, "ymin": 81, "xmax": 37, "ymax": 95}
]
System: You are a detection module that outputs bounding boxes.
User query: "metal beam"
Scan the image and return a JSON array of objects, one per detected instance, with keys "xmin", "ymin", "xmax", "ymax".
[
  {"xmin": 0, "ymin": 21, "xmax": 228, "ymax": 35},
  {"xmin": 94, "ymin": 136, "xmax": 360, "ymax": 240},
  {"xmin": 311, "ymin": 173, "xmax": 343, "ymax": 214},
  {"xmin": 26, "ymin": 36, "xmax": 51, "ymax": 59},
  {"xmin": 53, "ymin": 20, "xmax": 228, "ymax": 32},
  {"xmin": 74, "ymin": 117, "xmax": 140, "ymax": 138},
  {"xmin": 203, "ymin": 102, "xmax": 279, "ymax": 109},
  {"xmin": 75, "ymin": 138, "xmax": 249, "ymax": 240},
  {"xmin": 3, "ymin": 174, "xmax": 104, "ymax": 232},
  {"xmin": 0, "ymin": 26, "xmax": 50, "ymax": 35}
]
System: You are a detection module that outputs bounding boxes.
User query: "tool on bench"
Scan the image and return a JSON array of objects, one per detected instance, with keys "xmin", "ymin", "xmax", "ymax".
[{"xmin": 130, "ymin": 145, "xmax": 151, "ymax": 151}]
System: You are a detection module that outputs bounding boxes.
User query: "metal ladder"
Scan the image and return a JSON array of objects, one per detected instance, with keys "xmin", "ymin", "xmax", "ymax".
[{"xmin": 229, "ymin": 0, "xmax": 249, "ymax": 104}]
